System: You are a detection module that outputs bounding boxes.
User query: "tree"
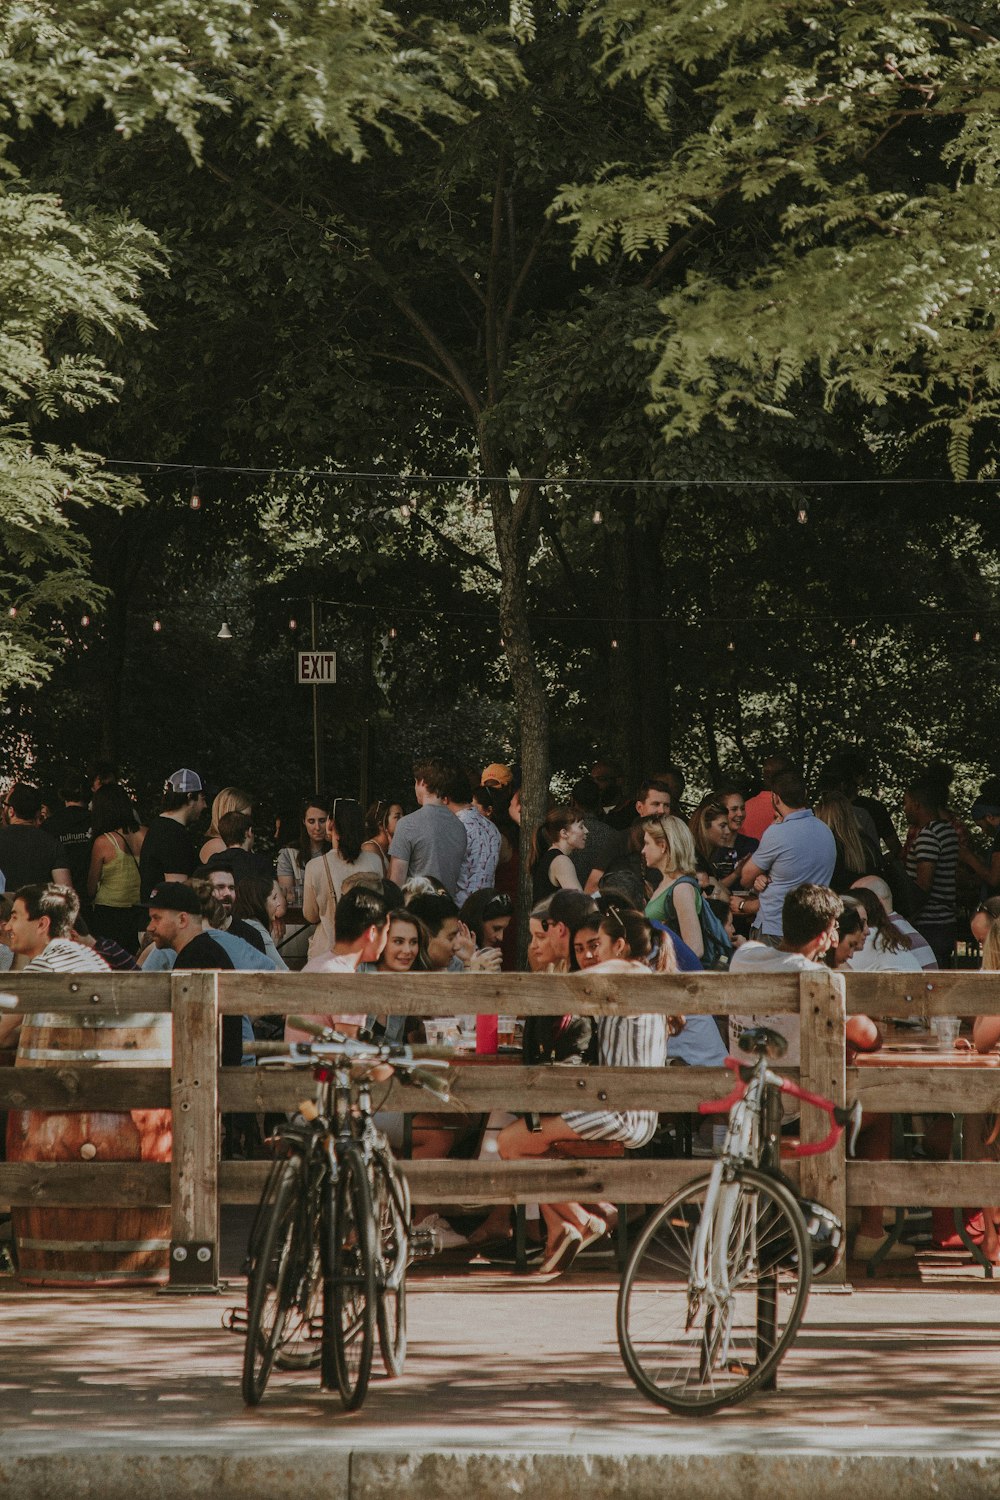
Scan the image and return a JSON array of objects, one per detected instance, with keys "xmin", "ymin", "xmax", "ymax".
[
  {"xmin": 562, "ymin": 0, "xmax": 1000, "ymax": 478},
  {"xmin": 0, "ymin": 0, "xmax": 521, "ymax": 690}
]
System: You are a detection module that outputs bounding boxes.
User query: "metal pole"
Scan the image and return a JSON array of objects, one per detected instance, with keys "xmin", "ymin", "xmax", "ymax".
[{"xmin": 310, "ymin": 597, "xmax": 323, "ymax": 793}]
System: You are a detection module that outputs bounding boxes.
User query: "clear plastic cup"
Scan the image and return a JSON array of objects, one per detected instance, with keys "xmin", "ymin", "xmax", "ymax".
[{"xmin": 931, "ymin": 1016, "xmax": 960, "ymax": 1050}]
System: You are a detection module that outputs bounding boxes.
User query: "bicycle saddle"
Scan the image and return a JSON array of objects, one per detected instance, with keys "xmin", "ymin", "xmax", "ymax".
[{"xmin": 738, "ymin": 1025, "xmax": 788, "ymax": 1059}]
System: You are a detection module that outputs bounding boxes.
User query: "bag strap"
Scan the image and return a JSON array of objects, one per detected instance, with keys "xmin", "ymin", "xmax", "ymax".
[{"xmin": 321, "ymin": 852, "xmax": 338, "ymax": 914}]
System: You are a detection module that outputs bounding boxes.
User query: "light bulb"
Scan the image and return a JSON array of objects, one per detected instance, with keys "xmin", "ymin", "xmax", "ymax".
[
  {"xmin": 189, "ymin": 490, "xmax": 201, "ymax": 510},
  {"xmin": 610, "ymin": 637, "xmax": 619, "ymax": 649},
  {"xmin": 974, "ymin": 630, "xmax": 982, "ymax": 643},
  {"xmin": 81, "ymin": 614, "xmax": 90, "ymax": 627},
  {"xmin": 848, "ymin": 635, "xmax": 856, "ymax": 647},
  {"xmin": 592, "ymin": 508, "xmax": 603, "ymax": 524},
  {"xmin": 153, "ymin": 619, "xmax": 162, "ymax": 632},
  {"xmin": 727, "ymin": 639, "xmax": 736, "ymax": 651},
  {"xmin": 388, "ymin": 627, "xmax": 397, "ymax": 640},
  {"xmin": 797, "ymin": 503, "xmax": 809, "ymax": 524},
  {"xmin": 8, "ymin": 606, "xmax": 16, "ymax": 619},
  {"xmin": 288, "ymin": 617, "xmax": 297, "ymax": 630},
  {"xmin": 217, "ymin": 621, "xmax": 233, "ymax": 640}
]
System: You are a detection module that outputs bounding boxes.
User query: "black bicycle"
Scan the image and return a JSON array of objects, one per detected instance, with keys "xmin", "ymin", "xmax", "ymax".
[{"xmin": 239, "ymin": 1023, "xmax": 450, "ymax": 1410}]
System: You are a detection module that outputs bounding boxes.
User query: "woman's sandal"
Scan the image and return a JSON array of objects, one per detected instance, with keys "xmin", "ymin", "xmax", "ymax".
[{"xmin": 537, "ymin": 1225, "xmax": 583, "ymax": 1275}]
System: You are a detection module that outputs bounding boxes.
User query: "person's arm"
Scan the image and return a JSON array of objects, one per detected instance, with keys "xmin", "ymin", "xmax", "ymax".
[
  {"xmin": 388, "ymin": 856, "xmax": 408, "ymax": 887},
  {"xmin": 52, "ymin": 865, "xmax": 73, "ymax": 888},
  {"xmin": 912, "ymin": 856, "xmax": 936, "ymax": 894},
  {"xmin": 584, "ymin": 867, "xmax": 605, "ymax": 894},
  {"xmin": 671, "ymin": 879, "xmax": 704, "ymax": 959},
  {"xmin": 549, "ymin": 853, "xmax": 582, "ymax": 892},
  {"xmin": 301, "ymin": 860, "xmax": 321, "ymax": 925},
  {"xmin": 973, "ymin": 1015, "xmax": 1000, "ymax": 1053},
  {"xmin": 86, "ymin": 836, "xmax": 108, "ymax": 901}
]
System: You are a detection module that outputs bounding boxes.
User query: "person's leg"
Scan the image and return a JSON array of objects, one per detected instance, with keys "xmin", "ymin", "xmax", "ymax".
[{"xmin": 498, "ymin": 1116, "xmax": 599, "ymax": 1257}]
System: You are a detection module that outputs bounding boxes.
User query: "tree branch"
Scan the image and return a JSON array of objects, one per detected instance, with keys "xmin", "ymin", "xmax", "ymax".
[
  {"xmin": 409, "ymin": 509, "xmax": 501, "ymax": 579},
  {"xmin": 499, "ymin": 220, "xmax": 549, "ymax": 368},
  {"xmin": 370, "ymin": 350, "xmax": 464, "ymax": 402}
]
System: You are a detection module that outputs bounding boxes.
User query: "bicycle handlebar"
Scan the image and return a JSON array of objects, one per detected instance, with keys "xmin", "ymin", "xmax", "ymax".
[{"xmin": 698, "ymin": 1056, "xmax": 862, "ymax": 1158}]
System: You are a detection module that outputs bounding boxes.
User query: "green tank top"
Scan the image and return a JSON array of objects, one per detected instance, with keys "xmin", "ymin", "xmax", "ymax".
[{"xmin": 94, "ymin": 835, "xmax": 141, "ymax": 908}]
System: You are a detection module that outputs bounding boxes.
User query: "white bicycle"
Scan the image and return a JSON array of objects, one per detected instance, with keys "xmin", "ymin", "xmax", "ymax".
[{"xmin": 618, "ymin": 1025, "xmax": 861, "ymax": 1414}]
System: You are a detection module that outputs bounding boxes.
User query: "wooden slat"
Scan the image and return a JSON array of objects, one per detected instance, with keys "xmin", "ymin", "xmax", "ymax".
[
  {"xmin": 220, "ymin": 1156, "xmax": 802, "ymax": 1206},
  {"xmin": 847, "ymin": 1160, "xmax": 1000, "ymax": 1206},
  {"xmin": 797, "ymin": 970, "xmax": 847, "ymax": 1284},
  {"xmin": 0, "ymin": 1067, "xmax": 169, "ymax": 1110},
  {"xmin": 0, "ymin": 1161, "xmax": 170, "ymax": 1207},
  {"xmin": 217, "ymin": 969, "xmax": 801, "ymax": 1017},
  {"xmin": 219, "ymin": 1063, "xmax": 738, "ymax": 1114},
  {"xmin": 846, "ymin": 970, "xmax": 1000, "ymax": 1018},
  {"xmin": 849, "ymin": 1067, "xmax": 1000, "ymax": 1113},
  {"xmin": 170, "ymin": 971, "xmax": 219, "ymax": 1275},
  {"xmin": 0, "ymin": 973, "xmax": 172, "ymax": 1013}
]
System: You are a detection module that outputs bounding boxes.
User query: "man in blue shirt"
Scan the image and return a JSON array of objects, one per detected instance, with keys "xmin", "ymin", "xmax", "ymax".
[{"xmin": 738, "ymin": 771, "xmax": 836, "ymax": 943}]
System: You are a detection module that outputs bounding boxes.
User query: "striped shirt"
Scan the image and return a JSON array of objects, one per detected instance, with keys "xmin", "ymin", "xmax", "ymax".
[
  {"xmin": 562, "ymin": 959, "xmax": 667, "ymax": 1149},
  {"xmin": 24, "ymin": 939, "xmax": 111, "ymax": 973},
  {"xmin": 906, "ymin": 820, "xmax": 958, "ymax": 925},
  {"xmin": 890, "ymin": 913, "xmax": 938, "ymax": 971}
]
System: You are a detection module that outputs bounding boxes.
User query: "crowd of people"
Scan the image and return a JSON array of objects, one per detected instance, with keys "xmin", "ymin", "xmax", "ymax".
[{"xmin": 2, "ymin": 746, "xmax": 1000, "ymax": 1273}]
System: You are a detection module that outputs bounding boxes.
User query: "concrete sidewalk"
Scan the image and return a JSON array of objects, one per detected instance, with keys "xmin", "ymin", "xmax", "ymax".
[{"xmin": 3, "ymin": 1258, "xmax": 1000, "ymax": 1498}]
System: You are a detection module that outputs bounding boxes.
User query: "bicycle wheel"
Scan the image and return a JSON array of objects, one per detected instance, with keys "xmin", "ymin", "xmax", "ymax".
[
  {"xmin": 273, "ymin": 1234, "xmax": 323, "ymax": 1371},
  {"xmin": 242, "ymin": 1155, "xmax": 303, "ymax": 1405},
  {"xmin": 321, "ymin": 1143, "xmax": 377, "ymax": 1410},
  {"xmin": 371, "ymin": 1147, "xmax": 409, "ymax": 1377},
  {"xmin": 617, "ymin": 1167, "xmax": 811, "ymax": 1414}
]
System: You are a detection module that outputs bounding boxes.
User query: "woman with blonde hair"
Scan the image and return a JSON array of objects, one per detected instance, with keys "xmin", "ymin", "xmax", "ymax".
[
  {"xmin": 814, "ymin": 791, "xmax": 877, "ymax": 892},
  {"xmin": 641, "ymin": 814, "xmax": 704, "ymax": 959},
  {"xmin": 199, "ymin": 786, "xmax": 252, "ymax": 864}
]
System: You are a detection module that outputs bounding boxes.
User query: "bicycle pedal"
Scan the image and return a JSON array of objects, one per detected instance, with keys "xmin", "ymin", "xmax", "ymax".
[{"xmin": 408, "ymin": 1227, "xmax": 439, "ymax": 1259}]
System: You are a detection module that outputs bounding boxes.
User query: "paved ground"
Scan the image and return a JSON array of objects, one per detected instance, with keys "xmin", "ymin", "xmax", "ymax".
[{"xmin": 4, "ymin": 1244, "xmax": 1000, "ymax": 1498}]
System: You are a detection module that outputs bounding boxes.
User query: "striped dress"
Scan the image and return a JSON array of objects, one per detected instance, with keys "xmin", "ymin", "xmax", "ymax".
[{"xmin": 562, "ymin": 960, "xmax": 667, "ymax": 1149}]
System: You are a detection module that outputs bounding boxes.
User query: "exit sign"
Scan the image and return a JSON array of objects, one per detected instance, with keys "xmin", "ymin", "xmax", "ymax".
[{"xmin": 297, "ymin": 651, "xmax": 338, "ymax": 684}]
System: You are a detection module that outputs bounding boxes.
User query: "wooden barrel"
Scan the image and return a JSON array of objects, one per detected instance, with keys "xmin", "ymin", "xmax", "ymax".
[{"xmin": 6, "ymin": 1012, "xmax": 172, "ymax": 1287}]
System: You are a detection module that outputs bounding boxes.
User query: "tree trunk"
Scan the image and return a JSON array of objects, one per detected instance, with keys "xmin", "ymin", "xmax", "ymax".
[{"xmin": 489, "ymin": 476, "xmax": 549, "ymax": 964}]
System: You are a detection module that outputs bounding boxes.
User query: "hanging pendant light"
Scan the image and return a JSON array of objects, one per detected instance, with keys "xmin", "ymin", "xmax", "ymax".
[{"xmin": 217, "ymin": 621, "xmax": 233, "ymax": 640}]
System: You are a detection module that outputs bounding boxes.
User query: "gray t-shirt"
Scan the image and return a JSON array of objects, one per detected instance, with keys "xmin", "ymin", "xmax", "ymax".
[{"xmin": 389, "ymin": 803, "xmax": 468, "ymax": 897}]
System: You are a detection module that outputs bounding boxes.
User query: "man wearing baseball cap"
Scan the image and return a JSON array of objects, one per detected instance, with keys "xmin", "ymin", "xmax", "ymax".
[
  {"xmin": 139, "ymin": 769, "xmax": 206, "ymax": 902},
  {"xmin": 145, "ymin": 882, "xmax": 241, "ymax": 1067}
]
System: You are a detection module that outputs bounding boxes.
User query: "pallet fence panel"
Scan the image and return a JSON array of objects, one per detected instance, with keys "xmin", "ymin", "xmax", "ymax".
[
  {"xmin": 7, "ymin": 971, "xmax": 1000, "ymax": 1264},
  {"xmin": 169, "ymin": 970, "xmax": 220, "ymax": 1288}
]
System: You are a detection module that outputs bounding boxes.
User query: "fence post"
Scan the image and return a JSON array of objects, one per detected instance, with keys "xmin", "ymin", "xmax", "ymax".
[
  {"xmin": 169, "ymin": 970, "xmax": 220, "ymax": 1290},
  {"xmin": 798, "ymin": 968, "xmax": 847, "ymax": 1286}
]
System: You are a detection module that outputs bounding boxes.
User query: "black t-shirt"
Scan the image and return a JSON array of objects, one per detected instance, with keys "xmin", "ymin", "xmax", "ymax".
[
  {"xmin": 140, "ymin": 816, "xmax": 197, "ymax": 901},
  {"xmin": 172, "ymin": 931, "xmax": 239, "ymax": 1064},
  {"xmin": 173, "ymin": 931, "xmax": 236, "ymax": 971},
  {"xmin": 43, "ymin": 806, "xmax": 91, "ymax": 891},
  {"xmin": 0, "ymin": 824, "xmax": 68, "ymax": 890},
  {"xmin": 228, "ymin": 917, "xmax": 267, "ymax": 954}
]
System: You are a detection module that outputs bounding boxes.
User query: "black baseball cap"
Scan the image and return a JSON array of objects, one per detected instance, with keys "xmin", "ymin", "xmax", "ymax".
[{"xmin": 147, "ymin": 882, "xmax": 201, "ymax": 915}]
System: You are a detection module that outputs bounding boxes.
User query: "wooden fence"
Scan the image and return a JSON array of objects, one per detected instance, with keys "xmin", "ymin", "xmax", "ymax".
[{"xmin": 3, "ymin": 967, "xmax": 1000, "ymax": 1289}]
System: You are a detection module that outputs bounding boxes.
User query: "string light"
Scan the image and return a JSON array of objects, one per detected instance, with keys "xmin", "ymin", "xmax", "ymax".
[
  {"xmin": 217, "ymin": 621, "xmax": 233, "ymax": 640},
  {"xmin": 974, "ymin": 630, "xmax": 982, "ymax": 643},
  {"xmin": 152, "ymin": 618, "xmax": 162, "ymax": 632},
  {"xmin": 189, "ymin": 471, "xmax": 201, "ymax": 510},
  {"xmin": 610, "ymin": 637, "xmax": 619, "ymax": 649},
  {"xmin": 727, "ymin": 640, "xmax": 736, "ymax": 651},
  {"xmin": 8, "ymin": 606, "xmax": 16, "ymax": 618},
  {"xmin": 592, "ymin": 508, "xmax": 603, "ymax": 524},
  {"xmin": 288, "ymin": 617, "xmax": 297, "ymax": 630},
  {"xmin": 388, "ymin": 627, "xmax": 397, "ymax": 640},
  {"xmin": 80, "ymin": 614, "xmax": 90, "ymax": 627},
  {"xmin": 849, "ymin": 635, "xmax": 857, "ymax": 647},
  {"xmin": 797, "ymin": 501, "xmax": 809, "ymax": 524}
]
